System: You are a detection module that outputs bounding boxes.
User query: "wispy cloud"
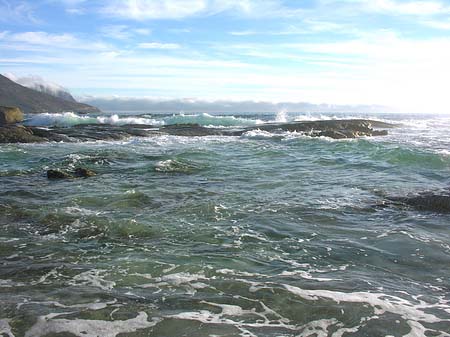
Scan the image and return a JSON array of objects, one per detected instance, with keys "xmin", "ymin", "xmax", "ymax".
[
  {"xmin": 9, "ymin": 31, "xmax": 77, "ymax": 45},
  {"xmin": 230, "ymin": 30, "xmax": 258, "ymax": 36},
  {"xmin": 0, "ymin": 0, "xmax": 40, "ymax": 23},
  {"xmin": 54, "ymin": 0, "xmax": 87, "ymax": 14},
  {"xmin": 100, "ymin": 25, "xmax": 152, "ymax": 40},
  {"xmin": 422, "ymin": 19, "xmax": 450, "ymax": 30},
  {"xmin": 138, "ymin": 42, "xmax": 181, "ymax": 49},
  {"xmin": 101, "ymin": 0, "xmax": 305, "ymax": 20},
  {"xmin": 102, "ymin": 0, "xmax": 207, "ymax": 20},
  {"xmin": 365, "ymin": 0, "xmax": 448, "ymax": 15},
  {"xmin": 229, "ymin": 21, "xmax": 352, "ymax": 37},
  {"xmin": 0, "ymin": 31, "xmax": 110, "ymax": 50}
]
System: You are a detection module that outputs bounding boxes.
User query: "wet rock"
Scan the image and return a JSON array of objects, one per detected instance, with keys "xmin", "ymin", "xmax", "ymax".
[
  {"xmin": 74, "ymin": 167, "xmax": 96, "ymax": 178},
  {"xmin": 0, "ymin": 106, "xmax": 24, "ymax": 125},
  {"xmin": 389, "ymin": 192, "xmax": 450, "ymax": 213},
  {"xmin": 249, "ymin": 119, "xmax": 392, "ymax": 139},
  {"xmin": 0, "ymin": 125, "xmax": 45, "ymax": 143},
  {"xmin": 0, "ymin": 119, "xmax": 394, "ymax": 143},
  {"xmin": 161, "ymin": 123, "xmax": 226, "ymax": 137},
  {"xmin": 47, "ymin": 169, "xmax": 73, "ymax": 179}
]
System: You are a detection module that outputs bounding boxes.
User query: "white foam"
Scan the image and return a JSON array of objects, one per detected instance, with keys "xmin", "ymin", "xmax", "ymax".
[
  {"xmin": 25, "ymin": 112, "xmax": 160, "ymax": 127},
  {"xmin": 166, "ymin": 300, "xmax": 356, "ymax": 336},
  {"xmin": 283, "ymin": 284, "xmax": 450, "ymax": 336},
  {"xmin": 0, "ymin": 319, "xmax": 15, "ymax": 337},
  {"xmin": 24, "ymin": 312, "xmax": 160, "ymax": 337},
  {"xmin": 69, "ymin": 269, "xmax": 116, "ymax": 291},
  {"xmin": 17, "ymin": 299, "xmax": 117, "ymax": 311},
  {"xmin": 139, "ymin": 272, "xmax": 212, "ymax": 295}
]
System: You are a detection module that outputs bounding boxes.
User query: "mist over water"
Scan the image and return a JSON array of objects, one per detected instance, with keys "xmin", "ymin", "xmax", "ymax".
[{"xmin": 1, "ymin": 111, "xmax": 450, "ymax": 336}]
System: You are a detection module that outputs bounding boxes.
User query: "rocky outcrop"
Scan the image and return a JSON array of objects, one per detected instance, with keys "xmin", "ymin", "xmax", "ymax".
[
  {"xmin": 388, "ymin": 192, "xmax": 450, "ymax": 213},
  {"xmin": 0, "ymin": 106, "xmax": 24, "ymax": 125},
  {"xmin": 47, "ymin": 169, "xmax": 73, "ymax": 179},
  {"xmin": 0, "ymin": 74, "xmax": 100, "ymax": 114},
  {"xmin": 74, "ymin": 167, "xmax": 96, "ymax": 177},
  {"xmin": 245, "ymin": 119, "xmax": 394, "ymax": 138},
  {"xmin": 0, "ymin": 119, "xmax": 393, "ymax": 143},
  {"xmin": 0, "ymin": 125, "xmax": 45, "ymax": 143},
  {"xmin": 47, "ymin": 167, "xmax": 96, "ymax": 179}
]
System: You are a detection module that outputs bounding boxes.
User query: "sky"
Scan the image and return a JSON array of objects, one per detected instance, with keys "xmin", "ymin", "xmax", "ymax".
[{"xmin": 1, "ymin": 0, "xmax": 450, "ymax": 112}]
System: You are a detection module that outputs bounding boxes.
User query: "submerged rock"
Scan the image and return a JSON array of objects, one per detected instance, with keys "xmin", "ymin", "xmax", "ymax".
[
  {"xmin": 388, "ymin": 192, "xmax": 450, "ymax": 213},
  {"xmin": 47, "ymin": 167, "xmax": 96, "ymax": 179},
  {"xmin": 47, "ymin": 169, "xmax": 73, "ymax": 179},
  {"xmin": 74, "ymin": 167, "xmax": 96, "ymax": 177},
  {"xmin": 0, "ymin": 106, "xmax": 24, "ymax": 125}
]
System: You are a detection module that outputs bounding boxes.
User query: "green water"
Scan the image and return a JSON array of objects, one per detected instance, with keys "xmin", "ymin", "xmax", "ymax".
[{"xmin": 1, "ymin": 112, "xmax": 449, "ymax": 336}]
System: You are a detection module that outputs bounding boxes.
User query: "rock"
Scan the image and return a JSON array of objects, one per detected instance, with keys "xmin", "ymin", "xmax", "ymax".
[
  {"xmin": 0, "ymin": 106, "xmax": 24, "ymax": 125},
  {"xmin": 74, "ymin": 167, "xmax": 96, "ymax": 177},
  {"xmin": 239, "ymin": 119, "xmax": 392, "ymax": 139},
  {"xmin": 389, "ymin": 192, "xmax": 450, "ymax": 213},
  {"xmin": 47, "ymin": 169, "xmax": 73, "ymax": 179},
  {"xmin": 0, "ymin": 119, "xmax": 394, "ymax": 143},
  {"xmin": 0, "ymin": 125, "xmax": 45, "ymax": 143}
]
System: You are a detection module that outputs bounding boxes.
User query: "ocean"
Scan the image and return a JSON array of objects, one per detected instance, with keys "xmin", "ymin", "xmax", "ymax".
[{"xmin": 0, "ymin": 111, "xmax": 449, "ymax": 336}]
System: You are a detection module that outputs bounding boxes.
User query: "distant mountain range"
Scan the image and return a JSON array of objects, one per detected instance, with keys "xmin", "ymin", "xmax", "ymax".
[
  {"xmin": 82, "ymin": 96, "xmax": 389, "ymax": 114},
  {"xmin": 0, "ymin": 74, "xmax": 100, "ymax": 114}
]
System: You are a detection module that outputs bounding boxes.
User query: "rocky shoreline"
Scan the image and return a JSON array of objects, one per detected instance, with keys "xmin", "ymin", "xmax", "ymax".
[{"xmin": 0, "ymin": 117, "xmax": 394, "ymax": 143}]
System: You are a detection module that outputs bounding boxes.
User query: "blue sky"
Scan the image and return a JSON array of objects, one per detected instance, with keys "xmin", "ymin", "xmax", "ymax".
[{"xmin": 1, "ymin": 0, "xmax": 450, "ymax": 112}]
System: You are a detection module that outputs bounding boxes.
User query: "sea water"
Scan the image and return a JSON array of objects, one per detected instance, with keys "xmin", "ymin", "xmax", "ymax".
[{"xmin": 0, "ymin": 111, "xmax": 449, "ymax": 336}]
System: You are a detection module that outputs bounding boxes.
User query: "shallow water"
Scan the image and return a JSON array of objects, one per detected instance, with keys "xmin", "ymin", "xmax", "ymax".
[{"xmin": 1, "ymin": 112, "xmax": 450, "ymax": 336}]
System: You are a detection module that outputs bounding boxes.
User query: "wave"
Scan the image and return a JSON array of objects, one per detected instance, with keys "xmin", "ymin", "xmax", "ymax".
[
  {"xmin": 24, "ymin": 112, "xmax": 263, "ymax": 128},
  {"xmin": 24, "ymin": 112, "xmax": 161, "ymax": 128},
  {"xmin": 162, "ymin": 113, "xmax": 263, "ymax": 127}
]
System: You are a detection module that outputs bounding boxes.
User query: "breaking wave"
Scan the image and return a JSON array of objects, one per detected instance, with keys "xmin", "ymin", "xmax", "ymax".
[
  {"xmin": 24, "ymin": 112, "xmax": 263, "ymax": 128},
  {"xmin": 25, "ymin": 112, "xmax": 161, "ymax": 127}
]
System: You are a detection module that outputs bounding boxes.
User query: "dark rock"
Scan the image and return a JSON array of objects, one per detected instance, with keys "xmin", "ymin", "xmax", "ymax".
[
  {"xmin": 0, "ymin": 119, "xmax": 393, "ymax": 143},
  {"xmin": 74, "ymin": 167, "xmax": 96, "ymax": 178},
  {"xmin": 0, "ymin": 106, "xmax": 24, "ymax": 125},
  {"xmin": 47, "ymin": 169, "xmax": 73, "ymax": 179},
  {"xmin": 161, "ymin": 123, "xmax": 226, "ymax": 137},
  {"xmin": 389, "ymin": 192, "xmax": 450, "ymax": 213},
  {"xmin": 248, "ymin": 119, "xmax": 391, "ymax": 139},
  {"xmin": 0, "ymin": 125, "xmax": 45, "ymax": 143}
]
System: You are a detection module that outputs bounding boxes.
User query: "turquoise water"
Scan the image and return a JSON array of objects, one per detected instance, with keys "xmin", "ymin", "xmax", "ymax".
[{"xmin": 1, "ymin": 112, "xmax": 450, "ymax": 336}]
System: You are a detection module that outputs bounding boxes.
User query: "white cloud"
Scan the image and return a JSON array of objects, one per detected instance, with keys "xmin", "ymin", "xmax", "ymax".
[
  {"xmin": 0, "ymin": 0, "xmax": 40, "ymax": 23},
  {"xmin": 0, "ymin": 31, "xmax": 111, "ymax": 51},
  {"xmin": 169, "ymin": 28, "xmax": 192, "ymax": 33},
  {"xmin": 100, "ymin": 25, "xmax": 152, "ymax": 40},
  {"xmin": 361, "ymin": 0, "xmax": 448, "ymax": 15},
  {"xmin": 422, "ymin": 19, "xmax": 450, "ymax": 30},
  {"xmin": 230, "ymin": 30, "xmax": 258, "ymax": 36},
  {"xmin": 3, "ymin": 72, "xmax": 73, "ymax": 99},
  {"xmin": 9, "ymin": 31, "xmax": 77, "ymax": 45},
  {"xmin": 138, "ymin": 42, "xmax": 181, "ymax": 49},
  {"xmin": 101, "ymin": 0, "xmax": 304, "ymax": 20},
  {"xmin": 102, "ymin": 0, "xmax": 207, "ymax": 20}
]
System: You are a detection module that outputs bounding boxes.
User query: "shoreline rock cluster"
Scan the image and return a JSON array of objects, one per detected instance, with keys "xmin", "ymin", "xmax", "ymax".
[{"xmin": 0, "ymin": 108, "xmax": 394, "ymax": 143}]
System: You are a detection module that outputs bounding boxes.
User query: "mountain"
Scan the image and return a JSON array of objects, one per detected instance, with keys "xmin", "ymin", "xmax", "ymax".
[
  {"xmin": 4, "ymin": 73, "xmax": 77, "ymax": 102},
  {"xmin": 0, "ymin": 75, "xmax": 100, "ymax": 114}
]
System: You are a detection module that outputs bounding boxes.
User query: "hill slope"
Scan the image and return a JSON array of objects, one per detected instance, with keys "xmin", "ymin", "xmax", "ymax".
[{"xmin": 0, "ymin": 75, "xmax": 100, "ymax": 114}]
